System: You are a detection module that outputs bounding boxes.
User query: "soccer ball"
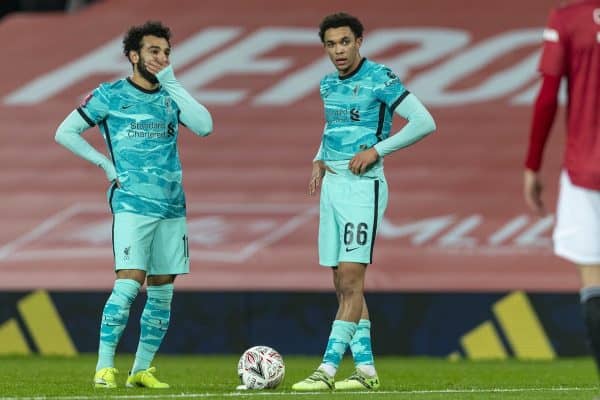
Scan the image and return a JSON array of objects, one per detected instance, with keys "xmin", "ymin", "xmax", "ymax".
[{"xmin": 237, "ymin": 345, "xmax": 285, "ymax": 389}]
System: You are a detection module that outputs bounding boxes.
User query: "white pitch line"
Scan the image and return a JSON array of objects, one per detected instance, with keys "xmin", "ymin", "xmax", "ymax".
[
  {"xmin": 0, "ymin": 386, "xmax": 595, "ymax": 400},
  {"xmin": 0, "ymin": 203, "xmax": 84, "ymax": 261}
]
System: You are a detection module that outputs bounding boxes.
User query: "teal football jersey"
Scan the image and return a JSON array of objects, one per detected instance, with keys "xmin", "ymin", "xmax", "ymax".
[
  {"xmin": 78, "ymin": 78, "xmax": 185, "ymax": 218},
  {"xmin": 320, "ymin": 58, "xmax": 408, "ymax": 162}
]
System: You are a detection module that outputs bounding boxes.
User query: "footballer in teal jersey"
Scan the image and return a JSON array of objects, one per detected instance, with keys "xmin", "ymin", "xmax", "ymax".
[
  {"xmin": 78, "ymin": 78, "xmax": 185, "ymax": 218},
  {"xmin": 293, "ymin": 13, "xmax": 436, "ymax": 392},
  {"xmin": 55, "ymin": 21, "xmax": 213, "ymax": 389}
]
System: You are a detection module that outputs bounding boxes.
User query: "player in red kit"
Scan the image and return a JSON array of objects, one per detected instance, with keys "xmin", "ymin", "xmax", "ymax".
[{"xmin": 524, "ymin": 0, "xmax": 600, "ymax": 375}]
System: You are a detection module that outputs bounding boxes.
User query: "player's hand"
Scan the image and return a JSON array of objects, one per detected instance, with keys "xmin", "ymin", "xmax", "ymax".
[
  {"xmin": 145, "ymin": 58, "xmax": 170, "ymax": 75},
  {"xmin": 100, "ymin": 159, "xmax": 119, "ymax": 185},
  {"xmin": 523, "ymin": 169, "xmax": 545, "ymax": 216},
  {"xmin": 348, "ymin": 148, "xmax": 379, "ymax": 175},
  {"xmin": 308, "ymin": 160, "xmax": 334, "ymax": 196}
]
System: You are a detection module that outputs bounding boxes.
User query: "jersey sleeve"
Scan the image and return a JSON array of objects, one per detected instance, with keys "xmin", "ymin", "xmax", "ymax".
[
  {"xmin": 77, "ymin": 84, "xmax": 110, "ymax": 127},
  {"xmin": 372, "ymin": 67, "xmax": 410, "ymax": 112},
  {"xmin": 538, "ymin": 8, "xmax": 567, "ymax": 77}
]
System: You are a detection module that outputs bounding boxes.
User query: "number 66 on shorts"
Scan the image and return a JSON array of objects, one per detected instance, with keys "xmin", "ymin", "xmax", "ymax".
[{"xmin": 318, "ymin": 175, "xmax": 388, "ymax": 266}]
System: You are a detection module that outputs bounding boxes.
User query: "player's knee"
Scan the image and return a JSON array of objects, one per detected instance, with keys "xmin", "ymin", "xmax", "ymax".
[
  {"xmin": 147, "ymin": 274, "xmax": 175, "ymax": 286},
  {"xmin": 116, "ymin": 269, "xmax": 146, "ymax": 285},
  {"xmin": 337, "ymin": 281, "xmax": 362, "ymax": 299}
]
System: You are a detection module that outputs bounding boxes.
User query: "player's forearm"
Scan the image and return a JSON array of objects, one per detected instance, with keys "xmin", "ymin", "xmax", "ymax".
[
  {"xmin": 55, "ymin": 110, "xmax": 116, "ymax": 181},
  {"xmin": 374, "ymin": 93, "xmax": 436, "ymax": 157},
  {"xmin": 156, "ymin": 65, "xmax": 213, "ymax": 136},
  {"xmin": 524, "ymin": 74, "xmax": 560, "ymax": 171}
]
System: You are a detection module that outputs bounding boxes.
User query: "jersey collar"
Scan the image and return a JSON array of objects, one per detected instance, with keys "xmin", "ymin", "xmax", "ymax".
[
  {"xmin": 126, "ymin": 77, "xmax": 161, "ymax": 94},
  {"xmin": 339, "ymin": 57, "xmax": 367, "ymax": 81}
]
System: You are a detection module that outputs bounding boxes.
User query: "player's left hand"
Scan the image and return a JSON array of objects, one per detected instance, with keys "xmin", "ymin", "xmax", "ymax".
[
  {"xmin": 348, "ymin": 148, "xmax": 379, "ymax": 175},
  {"xmin": 145, "ymin": 58, "xmax": 170, "ymax": 75}
]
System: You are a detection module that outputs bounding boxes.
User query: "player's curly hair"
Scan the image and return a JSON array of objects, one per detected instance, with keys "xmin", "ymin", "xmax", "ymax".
[
  {"xmin": 318, "ymin": 12, "xmax": 364, "ymax": 43},
  {"xmin": 122, "ymin": 21, "xmax": 171, "ymax": 59}
]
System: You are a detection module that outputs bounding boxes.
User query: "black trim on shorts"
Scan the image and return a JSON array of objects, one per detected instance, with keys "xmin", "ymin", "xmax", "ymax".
[
  {"xmin": 108, "ymin": 181, "xmax": 117, "ymax": 214},
  {"xmin": 369, "ymin": 180, "xmax": 380, "ymax": 264},
  {"xmin": 111, "ymin": 214, "xmax": 116, "ymax": 260},
  {"xmin": 76, "ymin": 107, "xmax": 95, "ymax": 127}
]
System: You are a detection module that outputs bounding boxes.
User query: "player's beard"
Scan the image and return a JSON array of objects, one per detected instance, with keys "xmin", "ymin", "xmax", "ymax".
[{"xmin": 136, "ymin": 57, "xmax": 158, "ymax": 85}]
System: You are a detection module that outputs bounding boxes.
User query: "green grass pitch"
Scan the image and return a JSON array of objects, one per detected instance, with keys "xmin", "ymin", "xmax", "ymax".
[{"xmin": 0, "ymin": 355, "xmax": 598, "ymax": 399}]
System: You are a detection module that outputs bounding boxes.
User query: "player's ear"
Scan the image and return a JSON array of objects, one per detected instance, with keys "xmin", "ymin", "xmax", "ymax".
[
  {"xmin": 128, "ymin": 50, "xmax": 139, "ymax": 65},
  {"xmin": 356, "ymin": 36, "xmax": 363, "ymax": 48}
]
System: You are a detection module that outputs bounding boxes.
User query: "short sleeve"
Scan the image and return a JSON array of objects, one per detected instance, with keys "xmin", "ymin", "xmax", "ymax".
[
  {"xmin": 372, "ymin": 68, "xmax": 409, "ymax": 112},
  {"xmin": 77, "ymin": 84, "xmax": 110, "ymax": 127},
  {"xmin": 538, "ymin": 9, "xmax": 567, "ymax": 77}
]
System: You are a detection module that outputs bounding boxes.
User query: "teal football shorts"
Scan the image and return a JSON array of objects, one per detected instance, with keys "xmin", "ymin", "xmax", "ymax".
[
  {"xmin": 318, "ymin": 171, "xmax": 388, "ymax": 267},
  {"xmin": 112, "ymin": 212, "xmax": 190, "ymax": 275}
]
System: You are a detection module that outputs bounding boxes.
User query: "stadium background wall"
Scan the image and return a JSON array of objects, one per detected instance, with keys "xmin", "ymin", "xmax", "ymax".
[
  {"xmin": 0, "ymin": 0, "xmax": 586, "ymax": 363},
  {"xmin": 0, "ymin": 290, "xmax": 587, "ymax": 359}
]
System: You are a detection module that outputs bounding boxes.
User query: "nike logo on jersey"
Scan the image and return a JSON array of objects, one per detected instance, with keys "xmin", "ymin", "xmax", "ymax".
[
  {"xmin": 121, "ymin": 104, "xmax": 135, "ymax": 110},
  {"xmin": 345, "ymin": 247, "xmax": 360, "ymax": 252}
]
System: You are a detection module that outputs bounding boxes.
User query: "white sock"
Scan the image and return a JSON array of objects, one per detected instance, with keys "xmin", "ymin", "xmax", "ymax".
[
  {"xmin": 318, "ymin": 363, "xmax": 336, "ymax": 377},
  {"xmin": 357, "ymin": 364, "xmax": 376, "ymax": 377}
]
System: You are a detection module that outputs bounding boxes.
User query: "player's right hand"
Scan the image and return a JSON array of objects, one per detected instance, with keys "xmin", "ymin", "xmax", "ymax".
[
  {"xmin": 523, "ymin": 169, "xmax": 545, "ymax": 216},
  {"xmin": 308, "ymin": 160, "xmax": 334, "ymax": 196}
]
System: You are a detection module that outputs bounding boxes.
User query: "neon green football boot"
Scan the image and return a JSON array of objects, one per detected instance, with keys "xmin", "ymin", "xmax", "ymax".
[
  {"xmin": 126, "ymin": 366, "xmax": 170, "ymax": 389},
  {"xmin": 291, "ymin": 368, "xmax": 335, "ymax": 391},
  {"xmin": 93, "ymin": 367, "xmax": 118, "ymax": 389},
  {"xmin": 334, "ymin": 369, "xmax": 380, "ymax": 390}
]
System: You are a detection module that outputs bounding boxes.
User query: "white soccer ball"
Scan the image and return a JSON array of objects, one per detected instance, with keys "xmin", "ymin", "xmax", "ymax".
[{"xmin": 237, "ymin": 345, "xmax": 285, "ymax": 389}]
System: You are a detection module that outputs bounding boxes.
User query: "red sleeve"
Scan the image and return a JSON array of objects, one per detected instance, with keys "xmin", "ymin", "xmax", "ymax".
[
  {"xmin": 524, "ymin": 74, "xmax": 561, "ymax": 171},
  {"xmin": 538, "ymin": 9, "xmax": 567, "ymax": 77}
]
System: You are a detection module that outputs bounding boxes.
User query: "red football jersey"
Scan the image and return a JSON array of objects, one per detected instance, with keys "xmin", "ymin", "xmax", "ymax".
[{"xmin": 539, "ymin": 0, "xmax": 600, "ymax": 189}]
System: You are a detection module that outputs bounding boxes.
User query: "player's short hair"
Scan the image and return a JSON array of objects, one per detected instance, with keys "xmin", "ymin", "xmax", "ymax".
[
  {"xmin": 318, "ymin": 12, "xmax": 364, "ymax": 43},
  {"xmin": 122, "ymin": 21, "xmax": 171, "ymax": 59}
]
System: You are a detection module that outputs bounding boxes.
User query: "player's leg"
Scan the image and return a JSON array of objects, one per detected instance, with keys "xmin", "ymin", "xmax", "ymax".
[
  {"xmin": 553, "ymin": 171, "xmax": 600, "ymax": 375},
  {"xmin": 293, "ymin": 263, "xmax": 364, "ymax": 392},
  {"xmin": 350, "ymin": 299, "xmax": 376, "ymax": 374},
  {"xmin": 127, "ymin": 216, "xmax": 188, "ymax": 389},
  {"xmin": 333, "ymin": 275, "xmax": 374, "ymax": 371},
  {"xmin": 336, "ymin": 297, "xmax": 380, "ymax": 390},
  {"xmin": 126, "ymin": 274, "xmax": 175, "ymax": 389},
  {"xmin": 579, "ymin": 266, "xmax": 600, "ymax": 374},
  {"xmin": 322, "ymin": 261, "xmax": 364, "ymax": 369},
  {"xmin": 95, "ymin": 212, "xmax": 152, "ymax": 388}
]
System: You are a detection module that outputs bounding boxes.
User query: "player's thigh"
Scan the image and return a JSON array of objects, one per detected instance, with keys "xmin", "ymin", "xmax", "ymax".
[
  {"xmin": 113, "ymin": 212, "xmax": 157, "ymax": 272},
  {"xmin": 554, "ymin": 171, "xmax": 600, "ymax": 265},
  {"xmin": 334, "ymin": 178, "xmax": 387, "ymax": 265},
  {"xmin": 319, "ymin": 174, "xmax": 340, "ymax": 267},
  {"xmin": 149, "ymin": 217, "xmax": 189, "ymax": 276}
]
